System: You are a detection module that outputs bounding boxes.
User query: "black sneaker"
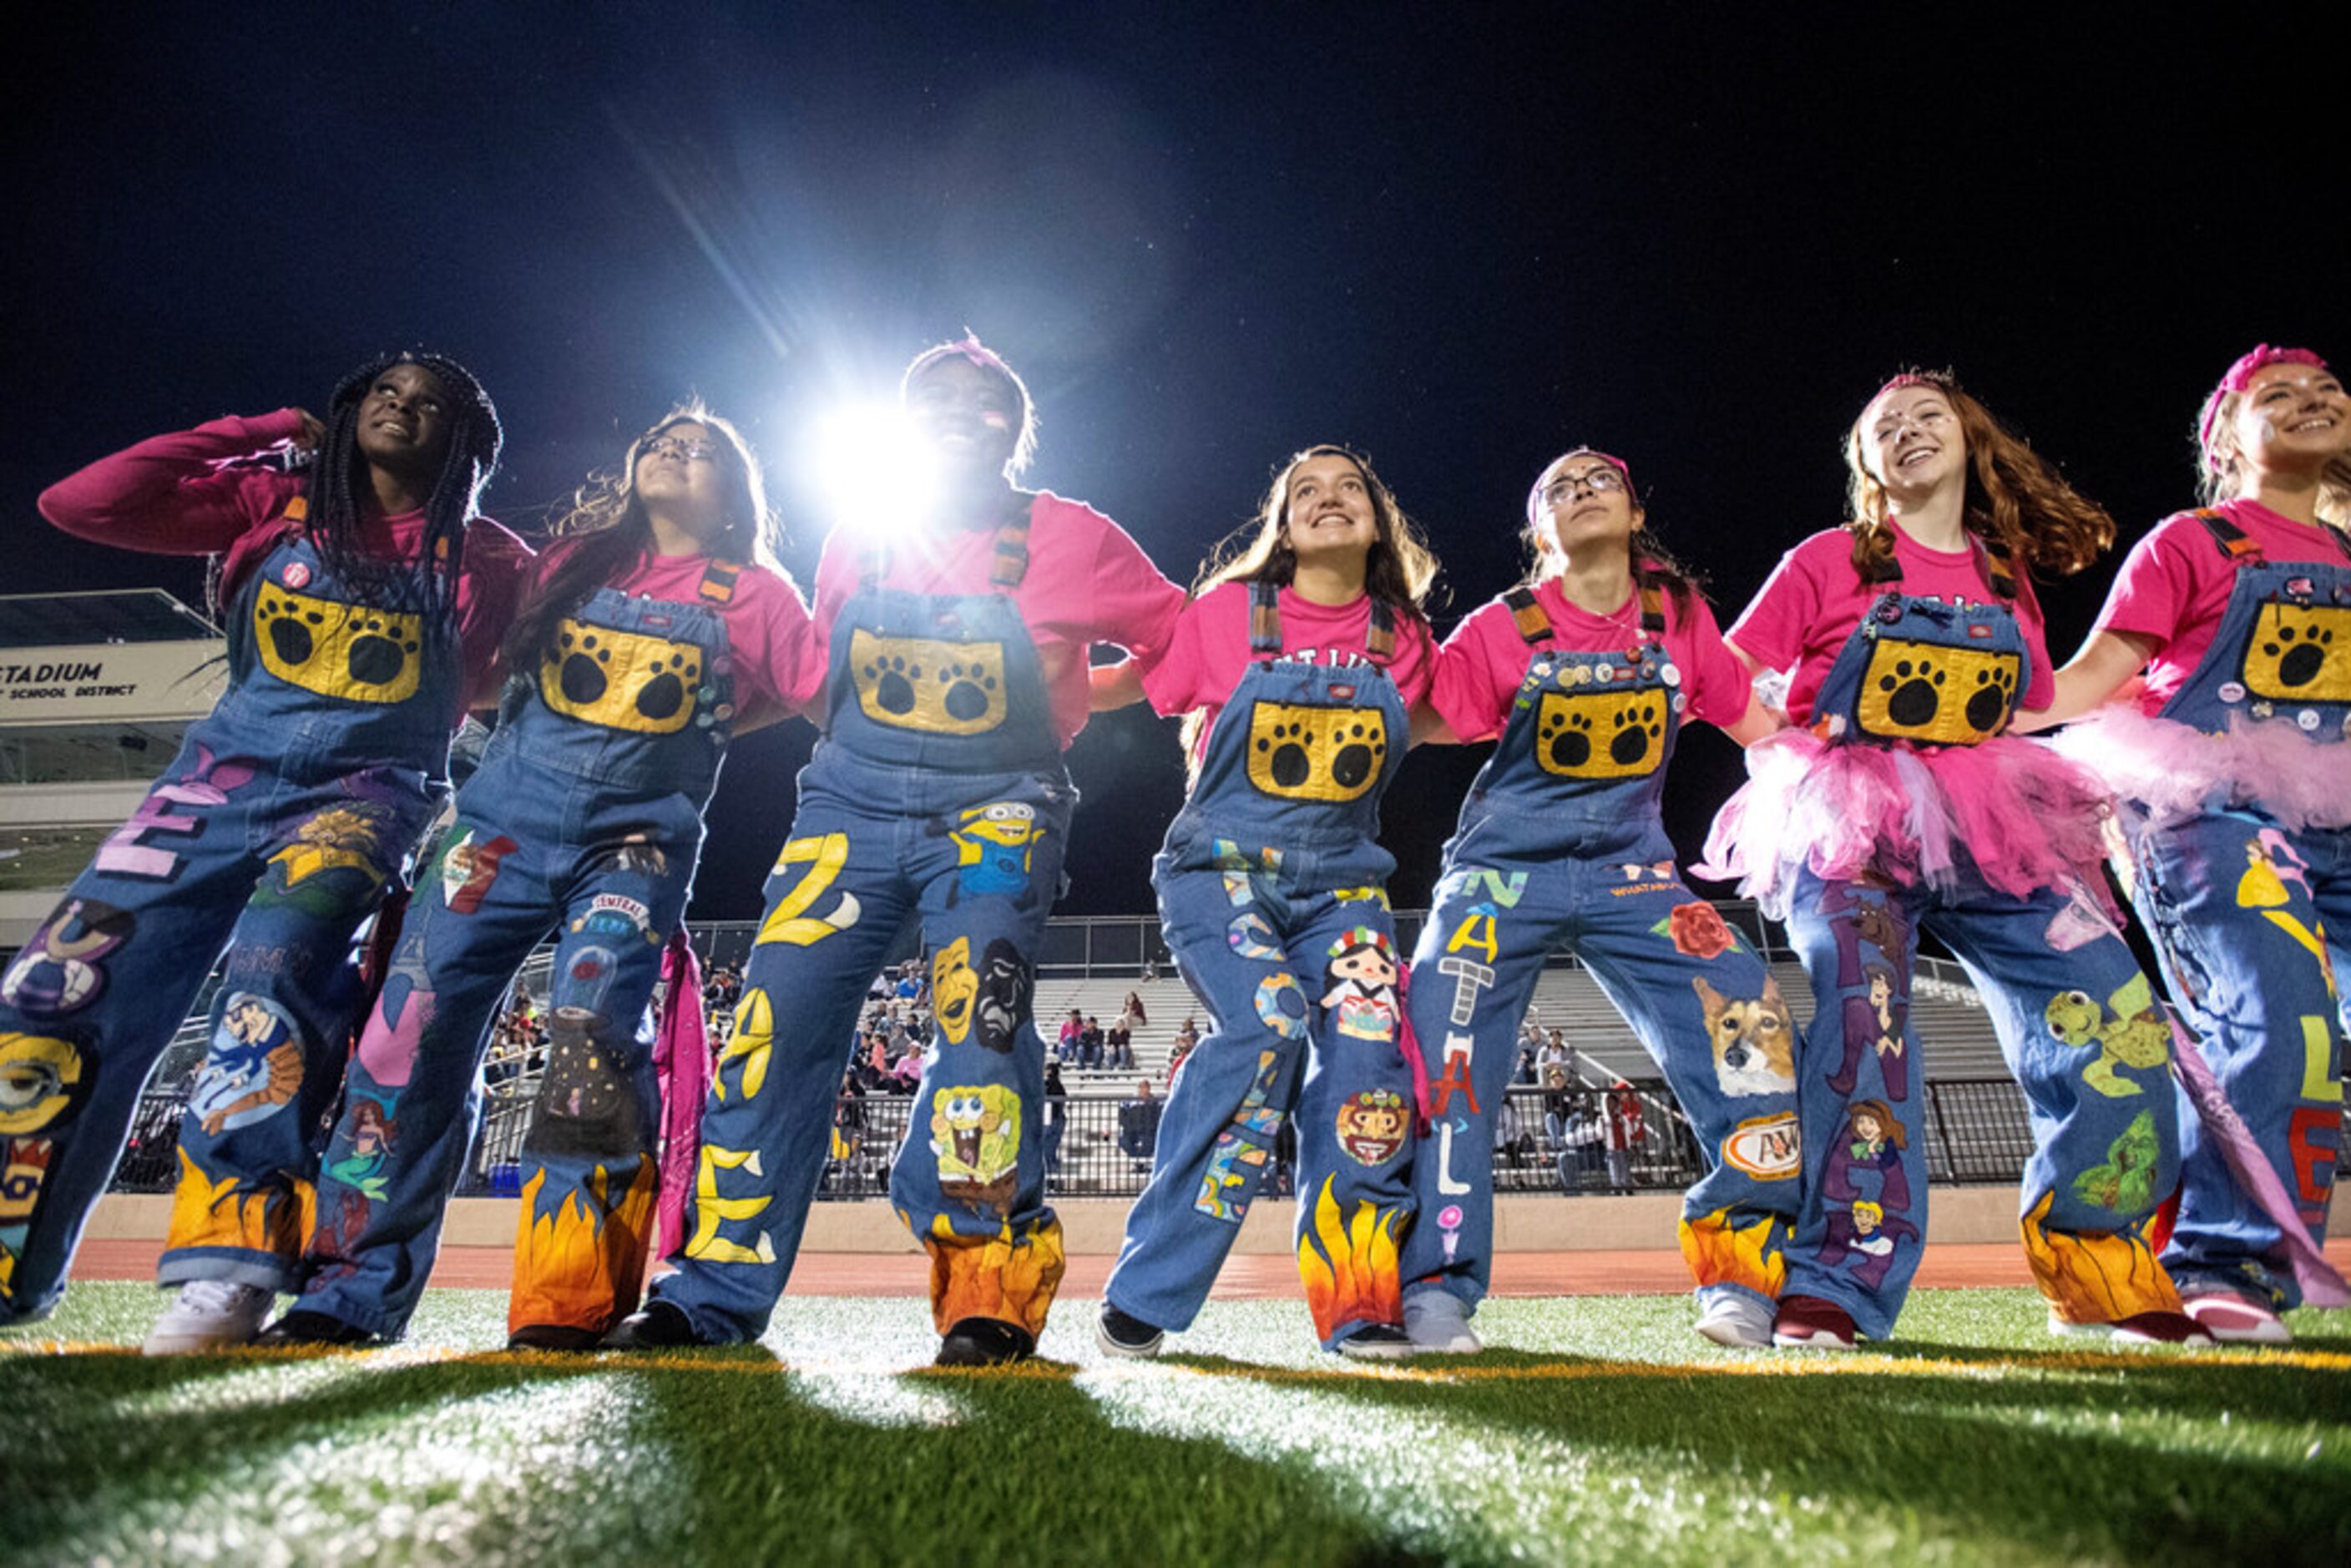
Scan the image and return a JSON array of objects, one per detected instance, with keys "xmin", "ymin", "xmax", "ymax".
[
  {"xmin": 936, "ymin": 1316, "xmax": 1037, "ymax": 1367},
  {"xmin": 508, "ymin": 1323, "xmax": 606, "ymax": 1353},
  {"xmin": 255, "ymin": 1310, "xmax": 377, "ymax": 1348},
  {"xmin": 602, "ymin": 1300, "xmax": 706, "ymax": 1350},
  {"xmin": 1095, "ymin": 1303, "xmax": 1165, "ymax": 1359},
  {"xmin": 1334, "ymin": 1323, "xmax": 1416, "ymax": 1361}
]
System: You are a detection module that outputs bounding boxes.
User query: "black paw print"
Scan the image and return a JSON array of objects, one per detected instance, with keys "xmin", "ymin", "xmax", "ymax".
[
  {"xmin": 1543, "ymin": 707, "xmax": 1595, "ymax": 769},
  {"xmin": 1330, "ymin": 718, "xmax": 1385, "ymax": 789},
  {"xmin": 340, "ymin": 609, "xmax": 417, "ymax": 687},
  {"xmin": 559, "ymin": 628, "xmax": 614, "ymax": 703},
  {"xmin": 635, "ymin": 650, "xmax": 703, "ymax": 721},
  {"xmin": 1879, "ymin": 655, "xmax": 1944, "ymax": 726},
  {"xmin": 1257, "ymin": 718, "xmax": 1314, "ymax": 787},
  {"xmin": 1964, "ymin": 662, "xmax": 2016, "ymax": 732},
  {"xmin": 864, "ymin": 653, "xmax": 918, "ymax": 715},
  {"xmin": 939, "ymin": 659, "xmax": 998, "ymax": 722},
  {"xmin": 256, "ymin": 589, "xmax": 325, "ymax": 665},
  {"xmin": 2265, "ymin": 620, "xmax": 2334, "ymax": 689},
  {"xmin": 1608, "ymin": 701, "xmax": 1663, "ymax": 766}
]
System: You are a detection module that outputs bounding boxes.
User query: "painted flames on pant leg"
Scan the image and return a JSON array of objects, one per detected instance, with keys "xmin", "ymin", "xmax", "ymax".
[
  {"xmin": 1677, "ymin": 1206, "xmax": 1787, "ymax": 1297},
  {"xmin": 509, "ymin": 1158, "xmax": 657, "ymax": 1334},
  {"xmin": 924, "ymin": 1212, "xmax": 1067, "ymax": 1338},
  {"xmin": 1296, "ymin": 1174, "xmax": 1404, "ymax": 1342},
  {"xmin": 164, "ymin": 1145, "xmax": 316, "ymax": 1261},
  {"xmin": 2020, "ymin": 1186, "xmax": 2181, "ymax": 1325}
]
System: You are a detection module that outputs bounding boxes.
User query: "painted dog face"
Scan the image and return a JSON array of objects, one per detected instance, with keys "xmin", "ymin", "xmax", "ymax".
[{"xmin": 1694, "ymin": 975, "xmax": 1797, "ymax": 1097}]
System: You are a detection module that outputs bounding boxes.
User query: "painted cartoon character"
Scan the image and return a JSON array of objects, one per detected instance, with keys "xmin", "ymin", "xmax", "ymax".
[
  {"xmin": 1321, "ymin": 928, "xmax": 1401, "ymax": 1043},
  {"xmin": 0, "ymin": 898, "xmax": 135, "ymax": 1017},
  {"xmin": 1828, "ymin": 963, "xmax": 1908, "ymax": 1098},
  {"xmin": 186, "ymin": 993, "xmax": 303, "ymax": 1136},
  {"xmin": 1823, "ymin": 1100, "xmax": 1911, "ymax": 1214},
  {"xmin": 323, "ymin": 1097, "xmax": 397, "ymax": 1201},
  {"xmin": 972, "ymin": 938, "xmax": 1034, "ymax": 1055},
  {"xmin": 254, "ymin": 804, "xmax": 390, "ymax": 915},
  {"xmin": 2043, "ymin": 974, "xmax": 2172, "ymax": 1099},
  {"xmin": 1335, "ymin": 1088, "xmax": 1409, "ymax": 1166},
  {"xmin": 943, "ymin": 801, "xmax": 1044, "ymax": 902},
  {"xmin": 1693, "ymin": 974, "xmax": 1797, "ymax": 1097},
  {"xmin": 1820, "ymin": 1200, "xmax": 1917, "ymax": 1292},
  {"xmin": 932, "ymin": 1084, "xmax": 1021, "ymax": 1214},
  {"xmin": 2074, "ymin": 1110, "xmax": 2162, "ymax": 1215},
  {"xmin": 931, "ymin": 938, "xmax": 978, "ymax": 1045}
]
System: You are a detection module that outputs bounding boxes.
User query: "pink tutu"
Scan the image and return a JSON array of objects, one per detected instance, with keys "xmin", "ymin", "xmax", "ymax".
[
  {"xmin": 2048, "ymin": 704, "xmax": 2351, "ymax": 833},
  {"xmin": 1697, "ymin": 729, "xmax": 2115, "ymax": 917}
]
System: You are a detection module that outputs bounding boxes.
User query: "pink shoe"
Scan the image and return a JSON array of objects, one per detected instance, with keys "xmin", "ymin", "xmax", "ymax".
[
  {"xmin": 1772, "ymin": 1294, "xmax": 1858, "ymax": 1350},
  {"xmin": 2181, "ymin": 1292, "xmax": 2291, "ymax": 1345},
  {"xmin": 2106, "ymin": 1311, "xmax": 2216, "ymax": 1348}
]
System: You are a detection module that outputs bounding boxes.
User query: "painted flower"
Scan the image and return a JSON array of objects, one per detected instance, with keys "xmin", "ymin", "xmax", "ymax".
[{"xmin": 1666, "ymin": 902, "xmax": 1736, "ymax": 960}]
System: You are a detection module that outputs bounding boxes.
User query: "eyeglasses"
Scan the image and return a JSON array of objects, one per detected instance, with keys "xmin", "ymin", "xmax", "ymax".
[
  {"xmin": 1538, "ymin": 468, "xmax": 1627, "ymax": 508},
  {"xmin": 644, "ymin": 436, "xmax": 720, "ymax": 463}
]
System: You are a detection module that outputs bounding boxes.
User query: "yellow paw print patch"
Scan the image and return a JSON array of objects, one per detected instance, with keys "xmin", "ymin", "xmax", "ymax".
[
  {"xmin": 1533, "ymin": 689, "xmax": 1667, "ymax": 778},
  {"xmin": 254, "ymin": 583, "xmax": 423, "ymax": 704},
  {"xmin": 1853, "ymin": 638, "xmax": 2019, "ymax": 745},
  {"xmin": 847, "ymin": 630, "xmax": 1006, "ymax": 735},
  {"xmin": 1245, "ymin": 702, "xmax": 1388, "ymax": 802},
  {"xmin": 2243, "ymin": 601, "xmax": 2351, "ymax": 703},
  {"xmin": 538, "ymin": 620, "xmax": 705, "ymax": 734}
]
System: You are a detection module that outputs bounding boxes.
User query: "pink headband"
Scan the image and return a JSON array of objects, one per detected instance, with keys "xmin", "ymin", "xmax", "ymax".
[
  {"xmin": 902, "ymin": 331, "xmax": 1017, "ymax": 392},
  {"xmin": 2200, "ymin": 345, "xmax": 2331, "ymax": 462},
  {"xmin": 1873, "ymin": 372, "xmax": 1943, "ymax": 402},
  {"xmin": 1527, "ymin": 448, "xmax": 1634, "ymax": 519}
]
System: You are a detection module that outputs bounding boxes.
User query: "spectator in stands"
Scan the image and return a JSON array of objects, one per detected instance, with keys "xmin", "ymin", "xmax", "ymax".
[
  {"xmin": 824, "ymin": 1070, "xmax": 867, "ymax": 1193},
  {"xmin": 1545, "ymin": 1028, "xmax": 1577, "ymax": 1086},
  {"xmin": 1121, "ymin": 989, "xmax": 1148, "ymax": 1028},
  {"xmin": 278, "ymin": 402, "xmax": 812, "ymax": 1354},
  {"xmin": 1078, "ymin": 1014, "xmax": 1105, "ymax": 1070},
  {"xmin": 1165, "ymin": 1034, "xmax": 1194, "ymax": 1088},
  {"xmin": 1605, "ymin": 1083, "xmax": 1645, "ymax": 1195},
  {"xmin": 1118, "ymin": 1079, "xmax": 1164, "ymax": 1170},
  {"xmin": 1042, "ymin": 1060, "xmax": 1069, "ymax": 1184},
  {"xmin": 1141, "ymin": 957, "xmax": 1161, "ymax": 983},
  {"xmin": 1104, "ymin": 1014, "xmax": 1133, "ymax": 1072},
  {"xmin": 1058, "ymin": 1008, "xmax": 1085, "ymax": 1065},
  {"xmin": 1540, "ymin": 1066, "xmax": 1579, "ymax": 1191},
  {"xmin": 1395, "ymin": 445, "xmax": 1798, "ymax": 1355},
  {"xmin": 10, "ymin": 352, "xmax": 527, "ymax": 1348}
]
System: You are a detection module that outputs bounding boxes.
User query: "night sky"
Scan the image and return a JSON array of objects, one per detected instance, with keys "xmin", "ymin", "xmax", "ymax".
[{"xmin": 5, "ymin": 8, "xmax": 2317, "ymax": 922}]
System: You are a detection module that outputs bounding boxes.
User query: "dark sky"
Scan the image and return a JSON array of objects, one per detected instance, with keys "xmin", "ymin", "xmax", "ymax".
[{"xmin": 4, "ymin": 8, "xmax": 2316, "ymax": 921}]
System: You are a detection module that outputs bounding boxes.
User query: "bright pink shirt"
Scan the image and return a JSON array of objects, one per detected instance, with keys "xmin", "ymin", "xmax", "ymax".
[
  {"xmin": 1138, "ymin": 581, "xmax": 1438, "ymax": 760},
  {"xmin": 1428, "ymin": 576, "xmax": 1751, "ymax": 742},
  {"xmin": 1727, "ymin": 524, "xmax": 2055, "ymax": 725},
  {"xmin": 2093, "ymin": 497, "xmax": 2351, "ymax": 715},
  {"xmin": 38, "ymin": 408, "xmax": 533, "ymax": 713},
  {"xmin": 544, "ymin": 547, "xmax": 815, "ymax": 715},
  {"xmin": 805, "ymin": 491, "xmax": 1184, "ymax": 745}
]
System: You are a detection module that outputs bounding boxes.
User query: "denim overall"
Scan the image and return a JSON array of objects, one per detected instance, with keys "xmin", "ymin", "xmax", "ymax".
[
  {"xmin": 1777, "ymin": 558, "xmax": 2185, "ymax": 1337},
  {"xmin": 1104, "ymin": 585, "xmax": 1417, "ymax": 1349},
  {"xmin": 650, "ymin": 508, "xmax": 1077, "ymax": 1344},
  {"xmin": 1, "ymin": 513, "xmax": 453, "ymax": 1322},
  {"xmin": 294, "ymin": 568, "xmax": 741, "ymax": 1340},
  {"xmin": 1397, "ymin": 585, "xmax": 1800, "ymax": 1320},
  {"xmin": 2132, "ymin": 514, "xmax": 2351, "ymax": 1309}
]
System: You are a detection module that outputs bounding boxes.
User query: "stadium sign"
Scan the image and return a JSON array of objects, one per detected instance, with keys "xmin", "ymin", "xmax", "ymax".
[{"xmin": 0, "ymin": 640, "xmax": 226, "ymax": 724}]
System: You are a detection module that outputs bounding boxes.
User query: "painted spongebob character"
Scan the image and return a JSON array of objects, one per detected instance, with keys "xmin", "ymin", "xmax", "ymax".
[{"xmin": 932, "ymin": 1084, "xmax": 1021, "ymax": 1214}]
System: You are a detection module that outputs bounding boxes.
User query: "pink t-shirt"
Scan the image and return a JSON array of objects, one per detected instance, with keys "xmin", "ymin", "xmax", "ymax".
[
  {"xmin": 805, "ymin": 491, "xmax": 1184, "ymax": 745},
  {"xmin": 38, "ymin": 408, "xmax": 533, "ymax": 714},
  {"xmin": 1428, "ymin": 576, "xmax": 1752, "ymax": 742},
  {"xmin": 549, "ymin": 547, "xmax": 816, "ymax": 715},
  {"xmin": 1727, "ymin": 524, "xmax": 2055, "ymax": 725},
  {"xmin": 2093, "ymin": 497, "xmax": 2351, "ymax": 715},
  {"xmin": 1138, "ymin": 581, "xmax": 1438, "ymax": 756}
]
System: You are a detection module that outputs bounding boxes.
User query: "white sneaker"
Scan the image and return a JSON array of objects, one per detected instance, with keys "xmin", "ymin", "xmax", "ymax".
[
  {"xmin": 1402, "ymin": 1292, "xmax": 1483, "ymax": 1353},
  {"xmin": 2181, "ymin": 1291, "xmax": 2292, "ymax": 1345},
  {"xmin": 1694, "ymin": 1292, "xmax": 1773, "ymax": 1349},
  {"xmin": 144, "ymin": 1280, "xmax": 274, "ymax": 1356}
]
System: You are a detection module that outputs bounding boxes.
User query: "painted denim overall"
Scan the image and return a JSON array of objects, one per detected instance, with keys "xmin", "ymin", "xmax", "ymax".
[
  {"xmin": 295, "ymin": 566, "xmax": 741, "ymax": 1340},
  {"xmin": 1778, "ymin": 554, "xmax": 2185, "ymax": 1336},
  {"xmin": 1398, "ymin": 584, "xmax": 1800, "ymax": 1319},
  {"xmin": 2134, "ymin": 513, "xmax": 2351, "ymax": 1309},
  {"xmin": 1105, "ymin": 584, "xmax": 1417, "ymax": 1349},
  {"xmin": 1, "ymin": 510, "xmax": 453, "ymax": 1322},
  {"xmin": 653, "ymin": 507, "xmax": 1076, "ymax": 1344}
]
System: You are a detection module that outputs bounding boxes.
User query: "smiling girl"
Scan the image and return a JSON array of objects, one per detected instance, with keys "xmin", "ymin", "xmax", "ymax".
[{"xmin": 1095, "ymin": 443, "xmax": 1439, "ymax": 1360}]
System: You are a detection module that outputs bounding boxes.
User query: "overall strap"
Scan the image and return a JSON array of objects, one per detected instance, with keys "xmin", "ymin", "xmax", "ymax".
[
  {"xmin": 1247, "ymin": 580, "xmax": 1283, "ymax": 656},
  {"xmin": 1366, "ymin": 599, "xmax": 1397, "ymax": 663},
  {"xmin": 2193, "ymin": 507, "xmax": 2263, "ymax": 563},
  {"xmin": 1502, "ymin": 586, "xmax": 1552, "ymax": 645},
  {"xmin": 1977, "ymin": 535, "xmax": 2019, "ymax": 601},
  {"xmin": 697, "ymin": 559, "xmax": 743, "ymax": 604},
  {"xmin": 1637, "ymin": 583, "xmax": 1666, "ymax": 635},
  {"xmin": 988, "ymin": 502, "xmax": 1033, "ymax": 589}
]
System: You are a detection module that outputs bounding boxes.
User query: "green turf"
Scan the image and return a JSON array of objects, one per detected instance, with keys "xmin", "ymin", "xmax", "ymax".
[{"xmin": 7, "ymin": 1285, "xmax": 2349, "ymax": 1566}]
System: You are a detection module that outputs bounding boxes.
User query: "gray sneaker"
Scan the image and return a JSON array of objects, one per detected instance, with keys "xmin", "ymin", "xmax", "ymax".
[
  {"xmin": 1403, "ymin": 1292, "xmax": 1483, "ymax": 1354},
  {"xmin": 144, "ymin": 1279, "xmax": 274, "ymax": 1355}
]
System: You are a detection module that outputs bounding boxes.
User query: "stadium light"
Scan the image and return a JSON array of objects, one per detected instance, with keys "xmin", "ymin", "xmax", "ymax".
[{"xmin": 807, "ymin": 400, "xmax": 937, "ymax": 540}]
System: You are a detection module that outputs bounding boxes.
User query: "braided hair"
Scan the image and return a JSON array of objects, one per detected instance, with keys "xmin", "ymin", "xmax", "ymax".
[{"xmin": 304, "ymin": 351, "xmax": 502, "ymax": 619}]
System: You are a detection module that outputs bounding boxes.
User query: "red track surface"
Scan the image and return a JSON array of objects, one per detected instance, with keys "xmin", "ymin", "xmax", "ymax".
[{"xmin": 74, "ymin": 1238, "xmax": 2351, "ymax": 1297}]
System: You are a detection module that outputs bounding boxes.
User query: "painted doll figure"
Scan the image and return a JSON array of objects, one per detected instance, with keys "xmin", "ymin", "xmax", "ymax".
[
  {"xmin": 1395, "ymin": 448, "xmax": 1798, "ymax": 1353},
  {"xmin": 1094, "ymin": 443, "xmax": 1440, "ymax": 1359},
  {"xmin": 608, "ymin": 337, "xmax": 1186, "ymax": 1365},
  {"xmin": 2029, "ymin": 346, "xmax": 2351, "ymax": 1343},
  {"xmin": 269, "ymin": 407, "xmax": 813, "ymax": 1349},
  {"xmin": 1, "ymin": 354, "xmax": 526, "ymax": 1348},
  {"xmin": 1701, "ymin": 372, "xmax": 2207, "ymax": 1348}
]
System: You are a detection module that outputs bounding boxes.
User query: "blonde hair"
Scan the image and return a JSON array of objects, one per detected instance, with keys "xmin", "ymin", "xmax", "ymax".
[{"xmin": 2196, "ymin": 381, "xmax": 2351, "ymax": 529}]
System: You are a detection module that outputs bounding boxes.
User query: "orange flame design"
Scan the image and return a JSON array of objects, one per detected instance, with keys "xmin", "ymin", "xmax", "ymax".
[
  {"xmin": 1677, "ymin": 1206, "xmax": 1787, "ymax": 1297},
  {"xmin": 508, "ymin": 1159, "xmax": 657, "ymax": 1335},
  {"xmin": 925, "ymin": 1213, "xmax": 1067, "ymax": 1338},
  {"xmin": 1295, "ymin": 1176, "xmax": 1404, "ymax": 1342},
  {"xmin": 163, "ymin": 1146, "xmax": 315, "ymax": 1261},
  {"xmin": 2020, "ymin": 1187, "xmax": 2182, "ymax": 1324}
]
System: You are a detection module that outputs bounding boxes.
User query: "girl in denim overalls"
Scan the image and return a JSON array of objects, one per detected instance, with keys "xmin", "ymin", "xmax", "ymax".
[
  {"xmin": 3, "ymin": 355, "xmax": 523, "ymax": 1345},
  {"xmin": 611, "ymin": 337, "xmax": 1186, "ymax": 1363},
  {"xmin": 275, "ymin": 407, "xmax": 813, "ymax": 1349},
  {"xmin": 1095, "ymin": 443, "xmax": 1441, "ymax": 1360},
  {"xmin": 1397, "ymin": 448, "xmax": 1798, "ymax": 1354},
  {"xmin": 2032, "ymin": 346, "xmax": 2351, "ymax": 1343},
  {"xmin": 1702, "ymin": 372, "xmax": 2206, "ymax": 1348}
]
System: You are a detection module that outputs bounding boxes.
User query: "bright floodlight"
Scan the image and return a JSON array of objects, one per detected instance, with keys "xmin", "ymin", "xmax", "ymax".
[{"xmin": 810, "ymin": 401, "xmax": 936, "ymax": 539}]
